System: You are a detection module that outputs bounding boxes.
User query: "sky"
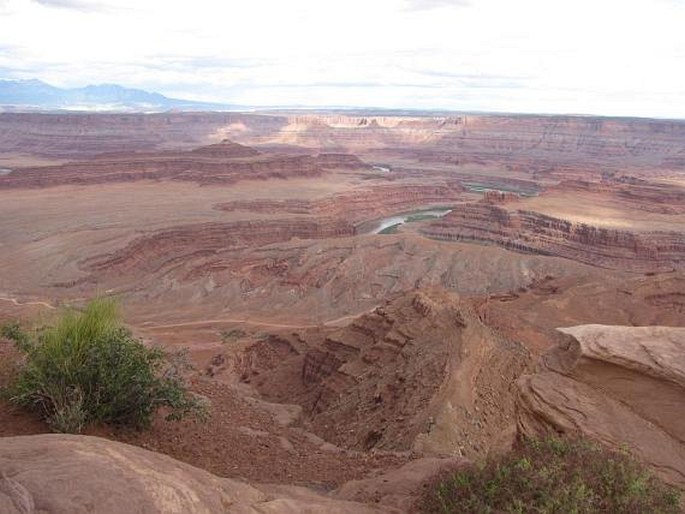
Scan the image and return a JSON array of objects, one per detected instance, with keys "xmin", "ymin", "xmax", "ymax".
[{"xmin": 0, "ymin": 0, "xmax": 684, "ymax": 117}]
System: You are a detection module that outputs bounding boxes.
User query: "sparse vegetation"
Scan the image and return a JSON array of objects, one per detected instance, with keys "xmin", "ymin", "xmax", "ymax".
[
  {"xmin": 0, "ymin": 321, "xmax": 31, "ymax": 351},
  {"xmin": 220, "ymin": 328, "xmax": 246, "ymax": 343},
  {"xmin": 2, "ymin": 298, "xmax": 205, "ymax": 433},
  {"xmin": 421, "ymin": 436, "xmax": 681, "ymax": 514}
]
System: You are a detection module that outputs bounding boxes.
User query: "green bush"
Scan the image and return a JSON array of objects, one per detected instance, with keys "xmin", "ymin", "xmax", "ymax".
[
  {"xmin": 421, "ymin": 436, "xmax": 681, "ymax": 514},
  {"xmin": 3, "ymin": 298, "xmax": 205, "ymax": 433}
]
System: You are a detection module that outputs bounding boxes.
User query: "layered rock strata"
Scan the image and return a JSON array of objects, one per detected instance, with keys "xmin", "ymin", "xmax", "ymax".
[
  {"xmin": 236, "ymin": 114, "xmax": 685, "ymax": 176},
  {"xmin": 422, "ymin": 204, "xmax": 685, "ymax": 272},
  {"xmin": 84, "ymin": 219, "xmax": 356, "ymax": 276},
  {"xmin": 0, "ymin": 112, "xmax": 285, "ymax": 158},
  {"xmin": 3, "ymin": 112, "xmax": 685, "ymax": 175},
  {"xmin": 219, "ymin": 182, "xmax": 464, "ymax": 224},
  {"xmin": 0, "ymin": 142, "xmax": 365, "ymax": 188}
]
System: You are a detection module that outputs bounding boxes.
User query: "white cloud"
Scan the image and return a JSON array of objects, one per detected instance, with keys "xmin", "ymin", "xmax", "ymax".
[
  {"xmin": 403, "ymin": 0, "xmax": 471, "ymax": 11},
  {"xmin": 0, "ymin": 0, "xmax": 684, "ymax": 117},
  {"xmin": 31, "ymin": 0, "xmax": 103, "ymax": 10}
]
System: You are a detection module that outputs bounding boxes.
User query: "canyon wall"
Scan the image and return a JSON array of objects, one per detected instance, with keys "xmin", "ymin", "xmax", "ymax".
[
  {"xmin": 422, "ymin": 204, "xmax": 685, "ymax": 272},
  {"xmin": 3, "ymin": 112, "xmax": 685, "ymax": 175},
  {"xmin": 84, "ymin": 218, "xmax": 357, "ymax": 276},
  {"xmin": 238, "ymin": 114, "xmax": 685, "ymax": 175},
  {"xmin": 0, "ymin": 143, "xmax": 365, "ymax": 188},
  {"xmin": 0, "ymin": 112, "xmax": 285, "ymax": 158},
  {"xmin": 219, "ymin": 182, "xmax": 465, "ymax": 224}
]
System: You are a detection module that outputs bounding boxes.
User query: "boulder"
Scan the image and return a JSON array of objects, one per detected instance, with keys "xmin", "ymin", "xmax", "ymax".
[{"xmin": 516, "ymin": 324, "xmax": 685, "ymax": 488}]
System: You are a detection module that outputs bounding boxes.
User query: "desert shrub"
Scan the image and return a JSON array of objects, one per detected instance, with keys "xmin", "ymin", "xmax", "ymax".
[
  {"xmin": 421, "ymin": 436, "xmax": 681, "ymax": 514},
  {"xmin": 3, "ymin": 298, "xmax": 205, "ymax": 433},
  {"xmin": 220, "ymin": 328, "xmax": 246, "ymax": 343}
]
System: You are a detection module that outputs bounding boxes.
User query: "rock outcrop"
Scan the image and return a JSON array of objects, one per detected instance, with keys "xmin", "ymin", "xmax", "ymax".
[
  {"xmin": 0, "ymin": 434, "xmax": 393, "ymax": 513},
  {"xmin": 516, "ymin": 324, "xmax": 685, "ymax": 489},
  {"xmin": 422, "ymin": 204, "xmax": 685, "ymax": 272},
  {"xmin": 241, "ymin": 289, "xmax": 531, "ymax": 459}
]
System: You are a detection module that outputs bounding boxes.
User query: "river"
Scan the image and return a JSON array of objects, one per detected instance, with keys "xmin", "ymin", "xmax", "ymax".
[{"xmin": 369, "ymin": 208, "xmax": 452, "ymax": 234}]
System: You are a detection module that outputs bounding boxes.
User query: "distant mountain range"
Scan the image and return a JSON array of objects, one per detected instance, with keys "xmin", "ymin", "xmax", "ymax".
[{"xmin": 0, "ymin": 79, "xmax": 237, "ymax": 112}]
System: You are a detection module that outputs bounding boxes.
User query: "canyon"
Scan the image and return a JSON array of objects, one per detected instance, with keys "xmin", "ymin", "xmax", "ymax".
[{"xmin": 0, "ymin": 111, "xmax": 684, "ymax": 512}]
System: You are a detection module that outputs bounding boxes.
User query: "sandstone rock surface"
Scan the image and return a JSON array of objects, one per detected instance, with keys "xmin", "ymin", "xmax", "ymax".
[
  {"xmin": 516, "ymin": 324, "xmax": 685, "ymax": 488},
  {"xmin": 334, "ymin": 457, "xmax": 468, "ymax": 511},
  {"xmin": 0, "ymin": 434, "xmax": 392, "ymax": 514}
]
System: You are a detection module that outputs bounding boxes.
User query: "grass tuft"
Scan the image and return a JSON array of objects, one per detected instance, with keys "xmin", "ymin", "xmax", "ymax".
[{"xmin": 2, "ymin": 298, "xmax": 206, "ymax": 433}]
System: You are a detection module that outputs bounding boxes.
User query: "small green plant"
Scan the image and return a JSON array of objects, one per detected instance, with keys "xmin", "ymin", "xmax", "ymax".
[
  {"xmin": 3, "ymin": 298, "xmax": 206, "ymax": 433},
  {"xmin": 421, "ymin": 436, "xmax": 681, "ymax": 514},
  {"xmin": 1, "ymin": 321, "xmax": 32, "ymax": 352}
]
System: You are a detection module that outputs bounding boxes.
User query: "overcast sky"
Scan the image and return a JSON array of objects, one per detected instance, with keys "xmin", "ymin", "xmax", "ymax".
[{"xmin": 1, "ymin": 0, "xmax": 684, "ymax": 117}]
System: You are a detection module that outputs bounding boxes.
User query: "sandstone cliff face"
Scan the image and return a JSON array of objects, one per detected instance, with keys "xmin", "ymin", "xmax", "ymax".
[
  {"xmin": 516, "ymin": 325, "xmax": 685, "ymax": 489},
  {"xmin": 0, "ymin": 112, "xmax": 286, "ymax": 158},
  {"xmin": 3, "ymin": 112, "xmax": 684, "ymax": 175},
  {"xmin": 0, "ymin": 434, "xmax": 392, "ymax": 513},
  {"xmin": 232, "ymin": 114, "xmax": 685, "ymax": 175},
  {"xmin": 428, "ymin": 115, "xmax": 685, "ymax": 167},
  {"xmin": 422, "ymin": 204, "xmax": 685, "ymax": 272}
]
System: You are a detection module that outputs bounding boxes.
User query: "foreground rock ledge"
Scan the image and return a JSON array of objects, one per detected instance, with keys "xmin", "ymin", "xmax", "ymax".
[
  {"xmin": 516, "ymin": 324, "xmax": 685, "ymax": 489},
  {"xmin": 0, "ymin": 434, "xmax": 395, "ymax": 514}
]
